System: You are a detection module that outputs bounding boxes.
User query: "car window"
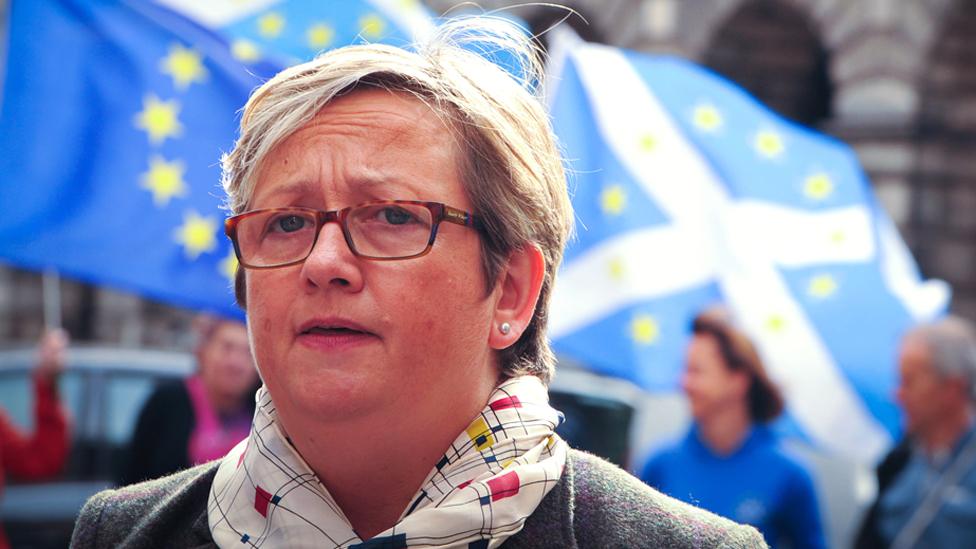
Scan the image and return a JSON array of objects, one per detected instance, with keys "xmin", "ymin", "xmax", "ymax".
[
  {"xmin": 103, "ymin": 374, "xmax": 163, "ymax": 445},
  {"xmin": 0, "ymin": 371, "xmax": 32, "ymax": 429},
  {"xmin": 60, "ymin": 374, "xmax": 85, "ymax": 435},
  {"xmin": 0, "ymin": 370, "xmax": 85, "ymax": 437}
]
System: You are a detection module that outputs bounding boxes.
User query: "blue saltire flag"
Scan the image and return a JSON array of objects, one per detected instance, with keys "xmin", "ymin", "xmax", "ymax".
[
  {"xmin": 545, "ymin": 31, "xmax": 950, "ymax": 464},
  {"xmin": 0, "ymin": 0, "xmax": 434, "ymax": 320}
]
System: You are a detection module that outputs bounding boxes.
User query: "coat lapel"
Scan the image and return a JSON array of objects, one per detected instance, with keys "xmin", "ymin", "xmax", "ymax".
[
  {"xmin": 502, "ymin": 451, "xmax": 578, "ymax": 548},
  {"xmin": 186, "ymin": 507, "xmax": 217, "ymax": 548}
]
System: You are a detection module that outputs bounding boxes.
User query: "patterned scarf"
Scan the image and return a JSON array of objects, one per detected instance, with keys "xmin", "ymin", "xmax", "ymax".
[{"xmin": 208, "ymin": 376, "xmax": 568, "ymax": 548}]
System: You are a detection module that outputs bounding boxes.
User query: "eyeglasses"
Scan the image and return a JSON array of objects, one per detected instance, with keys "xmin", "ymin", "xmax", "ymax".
[{"xmin": 225, "ymin": 200, "xmax": 481, "ymax": 269}]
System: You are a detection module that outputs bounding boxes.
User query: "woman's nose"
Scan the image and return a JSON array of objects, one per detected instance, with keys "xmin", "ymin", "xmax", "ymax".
[{"xmin": 300, "ymin": 221, "xmax": 364, "ymax": 292}]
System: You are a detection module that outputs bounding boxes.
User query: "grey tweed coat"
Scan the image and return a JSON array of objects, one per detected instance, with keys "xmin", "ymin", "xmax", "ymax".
[{"xmin": 70, "ymin": 449, "xmax": 766, "ymax": 548}]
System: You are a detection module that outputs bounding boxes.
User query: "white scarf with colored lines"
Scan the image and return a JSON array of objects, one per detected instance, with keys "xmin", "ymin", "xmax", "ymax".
[{"xmin": 208, "ymin": 376, "xmax": 568, "ymax": 548}]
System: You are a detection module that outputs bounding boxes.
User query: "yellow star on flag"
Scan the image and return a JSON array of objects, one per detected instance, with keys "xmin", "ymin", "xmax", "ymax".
[
  {"xmin": 601, "ymin": 184, "xmax": 626, "ymax": 216},
  {"xmin": 808, "ymin": 274, "xmax": 838, "ymax": 299},
  {"xmin": 608, "ymin": 257, "xmax": 626, "ymax": 282},
  {"xmin": 804, "ymin": 173, "xmax": 834, "ymax": 200},
  {"xmin": 307, "ymin": 23, "xmax": 335, "ymax": 49},
  {"xmin": 174, "ymin": 210, "xmax": 218, "ymax": 259},
  {"xmin": 359, "ymin": 13, "xmax": 386, "ymax": 39},
  {"xmin": 693, "ymin": 104, "xmax": 723, "ymax": 131},
  {"xmin": 765, "ymin": 314, "xmax": 786, "ymax": 333},
  {"xmin": 159, "ymin": 43, "xmax": 208, "ymax": 91},
  {"xmin": 755, "ymin": 130, "xmax": 785, "ymax": 158},
  {"xmin": 220, "ymin": 249, "xmax": 239, "ymax": 284},
  {"xmin": 140, "ymin": 156, "xmax": 187, "ymax": 207},
  {"xmin": 258, "ymin": 12, "xmax": 286, "ymax": 39},
  {"xmin": 134, "ymin": 95, "xmax": 182, "ymax": 145},
  {"xmin": 639, "ymin": 133, "xmax": 657, "ymax": 152},
  {"xmin": 231, "ymin": 39, "xmax": 262, "ymax": 62},
  {"xmin": 631, "ymin": 314, "xmax": 660, "ymax": 345}
]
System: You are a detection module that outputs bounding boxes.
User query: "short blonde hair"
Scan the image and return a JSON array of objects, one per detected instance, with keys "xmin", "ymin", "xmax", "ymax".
[{"xmin": 222, "ymin": 17, "xmax": 573, "ymax": 383}]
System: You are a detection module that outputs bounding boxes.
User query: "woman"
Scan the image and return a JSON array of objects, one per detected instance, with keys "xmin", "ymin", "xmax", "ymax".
[
  {"xmin": 640, "ymin": 307, "xmax": 826, "ymax": 549},
  {"xmin": 119, "ymin": 315, "xmax": 258, "ymax": 485},
  {"xmin": 71, "ymin": 19, "xmax": 765, "ymax": 548}
]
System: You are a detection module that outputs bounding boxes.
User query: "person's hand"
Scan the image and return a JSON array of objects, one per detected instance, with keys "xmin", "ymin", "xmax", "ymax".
[{"xmin": 36, "ymin": 328, "xmax": 69, "ymax": 381}]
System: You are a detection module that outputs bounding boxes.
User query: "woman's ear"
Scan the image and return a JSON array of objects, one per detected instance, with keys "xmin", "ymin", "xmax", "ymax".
[{"xmin": 489, "ymin": 244, "xmax": 546, "ymax": 350}]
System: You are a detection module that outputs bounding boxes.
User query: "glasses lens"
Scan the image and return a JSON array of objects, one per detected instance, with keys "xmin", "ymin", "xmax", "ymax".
[
  {"xmin": 347, "ymin": 203, "xmax": 434, "ymax": 258},
  {"xmin": 236, "ymin": 209, "xmax": 318, "ymax": 267}
]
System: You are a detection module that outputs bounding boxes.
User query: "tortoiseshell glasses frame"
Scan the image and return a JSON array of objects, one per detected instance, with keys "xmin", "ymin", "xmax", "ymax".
[{"xmin": 224, "ymin": 200, "xmax": 481, "ymax": 269}]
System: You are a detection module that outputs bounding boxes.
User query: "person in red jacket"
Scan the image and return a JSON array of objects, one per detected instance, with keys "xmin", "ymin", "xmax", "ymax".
[{"xmin": 0, "ymin": 329, "xmax": 71, "ymax": 549}]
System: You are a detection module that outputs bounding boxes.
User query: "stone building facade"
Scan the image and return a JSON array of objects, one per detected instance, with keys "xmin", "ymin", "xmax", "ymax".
[{"xmin": 2, "ymin": 0, "xmax": 974, "ymax": 345}]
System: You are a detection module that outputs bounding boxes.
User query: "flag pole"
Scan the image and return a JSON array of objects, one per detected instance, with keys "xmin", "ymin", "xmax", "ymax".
[{"xmin": 42, "ymin": 268, "xmax": 62, "ymax": 330}]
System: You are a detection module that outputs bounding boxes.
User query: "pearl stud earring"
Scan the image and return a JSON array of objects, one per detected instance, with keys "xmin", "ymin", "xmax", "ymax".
[{"xmin": 499, "ymin": 322, "xmax": 511, "ymax": 335}]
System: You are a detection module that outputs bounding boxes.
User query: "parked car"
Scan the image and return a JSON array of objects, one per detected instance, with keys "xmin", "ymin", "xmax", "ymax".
[{"xmin": 0, "ymin": 346, "xmax": 193, "ymax": 548}]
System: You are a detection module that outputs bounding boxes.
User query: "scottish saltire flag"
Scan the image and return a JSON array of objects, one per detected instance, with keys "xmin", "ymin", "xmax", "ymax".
[
  {"xmin": 159, "ymin": 0, "xmax": 435, "ymax": 66},
  {"xmin": 0, "ymin": 0, "xmax": 435, "ymax": 320},
  {"xmin": 545, "ymin": 32, "xmax": 949, "ymax": 464}
]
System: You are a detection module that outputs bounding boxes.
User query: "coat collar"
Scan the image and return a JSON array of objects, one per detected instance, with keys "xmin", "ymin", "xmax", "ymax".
[
  {"xmin": 502, "ymin": 449, "xmax": 578, "ymax": 548},
  {"xmin": 188, "ymin": 507, "xmax": 215, "ymax": 548}
]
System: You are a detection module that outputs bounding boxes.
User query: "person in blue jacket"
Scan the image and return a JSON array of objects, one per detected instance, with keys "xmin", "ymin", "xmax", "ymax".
[{"xmin": 640, "ymin": 306, "xmax": 827, "ymax": 549}]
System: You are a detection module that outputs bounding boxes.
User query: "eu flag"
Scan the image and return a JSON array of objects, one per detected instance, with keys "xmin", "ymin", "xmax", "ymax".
[
  {"xmin": 0, "ymin": 0, "xmax": 285, "ymax": 318},
  {"xmin": 0, "ymin": 0, "xmax": 438, "ymax": 320},
  {"xmin": 546, "ymin": 31, "xmax": 949, "ymax": 464},
  {"xmin": 159, "ymin": 0, "xmax": 435, "ymax": 66}
]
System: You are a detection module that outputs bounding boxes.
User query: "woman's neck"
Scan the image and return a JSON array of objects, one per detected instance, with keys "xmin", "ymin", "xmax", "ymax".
[
  {"xmin": 203, "ymin": 383, "xmax": 243, "ymax": 416},
  {"xmin": 698, "ymin": 403, "xmax": 752, "ymax": 456},
  {"xmin": 279, "ymin": 372, "xmax": 498, "ymax": 540}
]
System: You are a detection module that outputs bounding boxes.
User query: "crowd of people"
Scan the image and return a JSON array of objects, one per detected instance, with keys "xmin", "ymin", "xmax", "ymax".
[
  {"xmin": 2, "ymin": 16, "xmax": 975, "ymax": 549},
  {"xmin": 635, "ymin": 309, "xmax": 976, "ymax": 548},
  {"xmin": 5, "ymin": 309, "xmax": 974, "ymax": 547}
]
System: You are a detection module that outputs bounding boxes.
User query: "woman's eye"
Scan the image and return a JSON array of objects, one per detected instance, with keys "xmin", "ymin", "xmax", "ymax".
[
  {"xmin": 381, "ymin": 207, "xmax": 413, "ymax": 225},
  {"xmin": 274, "ymin": 215, "xmax": 306, "ymax": 233}
]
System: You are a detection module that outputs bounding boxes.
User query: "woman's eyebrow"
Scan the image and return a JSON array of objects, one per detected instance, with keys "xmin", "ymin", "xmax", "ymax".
[
  {"xmin": 251, "ymin": 179, "xmax": 317, "ymax": 204},
  {"xmin": 346, "ymin": 174, "xmax": 425, "ymax": 197},
  {"xmin": 251, "ymin": 175, "xmax": 430, "ymax": 207}
]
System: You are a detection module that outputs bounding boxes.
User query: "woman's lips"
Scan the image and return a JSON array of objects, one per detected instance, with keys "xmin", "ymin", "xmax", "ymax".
[{"xmin": 297, "ymin": 325, "xmax": 378, "ymax": 352}]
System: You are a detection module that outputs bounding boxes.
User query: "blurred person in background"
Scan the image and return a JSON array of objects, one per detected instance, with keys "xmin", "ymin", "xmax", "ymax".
[
  {"xmin": 71, "ymin": 18, "xmax": 767, "ymax": 548},
  {"xmin": 641, "ymin": 306, "xmax": 826, "ymax": 549},
  {"xmin": 0, "ymin": 329, "xmax": 70, "ymax": 549},
  {"xmin": 119, "ymin": 315, "xmax": 258, "ymax": 485},
  {"xmin": 855, "ymin": 316, "xmax": 976, "ymax": 548}
]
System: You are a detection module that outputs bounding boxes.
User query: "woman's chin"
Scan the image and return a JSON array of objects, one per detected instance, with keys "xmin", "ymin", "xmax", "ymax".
[{"xmin": 275, "ymin": 374, "xmax": 391, "ymax": 423}]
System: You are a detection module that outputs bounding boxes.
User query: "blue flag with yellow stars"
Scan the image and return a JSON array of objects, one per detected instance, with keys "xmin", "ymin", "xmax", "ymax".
[
  {"xmin": 158, "ymin": 0, "xmax": 434, "ymax": 66},
  {"xmin": 0, "ymin": 0, "xmax": 434, "ymax": 319},
  {"xmin": 545, "ymin": 30, "xmax": 950, "ymax": 464}
]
